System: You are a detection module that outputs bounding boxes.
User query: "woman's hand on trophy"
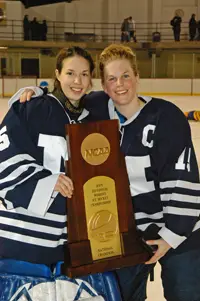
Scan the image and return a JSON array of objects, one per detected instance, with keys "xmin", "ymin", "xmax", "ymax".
[
  {"xmin": 20, "ymin": 89, "xmax": 35, "ymax": 102},
  {"xmin": 54, "ymin": 174, "xmax": 74, "ymax": 198}
]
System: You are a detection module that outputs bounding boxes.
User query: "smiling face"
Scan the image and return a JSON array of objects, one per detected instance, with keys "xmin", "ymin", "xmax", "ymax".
[
  {"xmin": 103, "ymin": 58, "xmax": 139, "ymax": 107},
  {"xmin": 55, "ymin": 55, "xmax": 92, "ymax": 106}
]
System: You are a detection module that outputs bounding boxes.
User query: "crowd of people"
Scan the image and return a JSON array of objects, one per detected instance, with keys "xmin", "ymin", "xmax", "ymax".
[
  {"xmin": 120, "ymin": 13, "xmax": 200, "ymax": 43},
  {"xmin": 23, "ymin": 14, "xmax": 48, "ymax": 41},
  {"xmin": 22, "ymin": 12, "xmax": 200, "ymax": 44},
  {"xmin": 170, "ymin": 12, "xmax": 200, "ymax": 42}
]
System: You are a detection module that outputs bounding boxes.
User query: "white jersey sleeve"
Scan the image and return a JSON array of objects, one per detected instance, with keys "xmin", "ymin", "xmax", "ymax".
[{"xmin": 8, "ymin": 86, "xmax": 43, "ymax": 108}]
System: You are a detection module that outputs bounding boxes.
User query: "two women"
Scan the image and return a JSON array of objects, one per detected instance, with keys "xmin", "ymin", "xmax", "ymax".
[{"xmin": 4, "ymin": 44, "xmax": 200, "ymax": 301}]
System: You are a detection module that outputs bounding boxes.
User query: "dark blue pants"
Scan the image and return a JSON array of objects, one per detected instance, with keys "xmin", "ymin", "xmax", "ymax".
[
  {"xmin": 160, "ymin": 249, "xmax": 200, "ymax": 301},
  {"xmin": 116, "ymin": 248, "xmax": 200, "ymax": 301},
  {"xmin": 115, "ymin": 263, "xmax": 153, "ymax": 301}
]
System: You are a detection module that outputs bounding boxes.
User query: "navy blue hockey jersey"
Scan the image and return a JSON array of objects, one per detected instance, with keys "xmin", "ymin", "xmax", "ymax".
[
  {"xmin": 5, "ymin": 89, "xmax": 200, "ymax": 259},
  {"xmin": 0, "ymin": 94, "xmax": 90, "ymax": 265},
  {"xmin": 85, "ymin": 91, "xmax": 200, "ymax": 250}
]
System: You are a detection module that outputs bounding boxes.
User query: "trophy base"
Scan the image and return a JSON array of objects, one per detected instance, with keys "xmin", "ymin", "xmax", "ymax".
[{"xmin": 61, "ymin": 251, "xmax": 150, "ymax": 278}]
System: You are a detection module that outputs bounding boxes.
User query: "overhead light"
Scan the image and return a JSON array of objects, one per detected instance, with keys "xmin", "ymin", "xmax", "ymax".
[{"xmin": 0, "ymin": 47, "xmax": 8, "ymax": 49}]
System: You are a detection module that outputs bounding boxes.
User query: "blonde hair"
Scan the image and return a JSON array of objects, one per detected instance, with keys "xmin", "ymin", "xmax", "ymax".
[{"xmin": 99, "ymin": 44, "xmax": 139, "ymax": 83}]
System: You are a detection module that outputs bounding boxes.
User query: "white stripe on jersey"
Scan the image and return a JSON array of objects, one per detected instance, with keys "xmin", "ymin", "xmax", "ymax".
[
  {"xmin": 0, "ymin": 206, "xmax": 67, "ymax": 223},
  {"xmin": 3, "ymin": 199, "xmax": 14, "ymax": 210},
  {"xmin": 0, "ymin": 154, "xmax": 35, "ymax": 172},
  {"xmin": 0, "ymin": 216, "xmax": 67, "ymax": 235},
  {"xmin": 135, "ymin": 211, "xmax": 163, "ymax": 220},
  {"xmin": 192, "ymin": 220, "xmax": 200, "ymax": 232},
  {"xmin": 160, "ymin": 180, "xmax": 200, "ymax": 191},
  {"xmin": 161, "ymin": 193, "xmax": 199, "ymax": 203},
  {"xmin": 0, "ymin": 162, "xmax": 43, "ymax": 185},
  {"xmin": 47, "ymin": 193, "xmax": 58, "ymax": 211},
  {"xmin": 0, "ymin": 168, "xmax": 44, "ymax": 199},
  {"xmin": 0, "ymin": 229, "xmax": 66, "ymax": 247},
  {"xmin": 158, "ymin": 226, "xmax": 187, "ymax": 249},
  {"xmin": 163, "ymin": 206, "xmax": 199, "ymax": 217},
  {"xmin": 28, "ymin": 174, "xmax": 59, "ymax": 216}
]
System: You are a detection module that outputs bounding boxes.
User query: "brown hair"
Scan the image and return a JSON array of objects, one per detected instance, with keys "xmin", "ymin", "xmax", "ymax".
[
  {"xmin": 54, "ymin": 46, "xmax": 95, "ymax": 90},
  {"xmin": 99, "ymin": 44, "xmax": 138, "ymax": 83}
]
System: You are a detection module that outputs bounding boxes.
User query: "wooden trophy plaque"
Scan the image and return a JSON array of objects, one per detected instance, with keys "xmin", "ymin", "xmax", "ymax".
[{"xmin": 62, "ymin": 119, "xmax": 150, "ymax": 277}]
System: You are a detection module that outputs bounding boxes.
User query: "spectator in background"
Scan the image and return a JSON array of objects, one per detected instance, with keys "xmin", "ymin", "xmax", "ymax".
[
  {"xmin": 23, "ymin": 15, "xmax": 30, "ymax": 40},
  {"xmin": 128, "ymin": 16, "xmax": 137, "ymax": 42},
  {"xmin": 170, "ymin": 12, "xmax": 182, "ymax": 41},
  {"xmin": 0, "ymin": 8, "xmax": 4, "ymax": 20},
  {"xmin": 41, "ymin": 20, "xmax": 48, "ymax": 41},
  {"xmin": 30, "ymin": 17, "xmax": 40, "ymax": 40},
  {"xmin": 189, "ymin": 14, "xmax": 197, "ymax": 41},
  {"xmin": 0, "ymin": 7, "xmax": 5, "ymax": 21},
  {"xmin": 121, "ymin": 18, "xmax": 130, "ymax": 43},
  {"xmin": 197, "ymin": 19, "xmax": 200, "ymax": 40}
]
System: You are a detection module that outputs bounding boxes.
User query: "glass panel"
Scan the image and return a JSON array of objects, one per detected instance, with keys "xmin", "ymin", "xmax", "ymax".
[
  {"xmin": 155, "ymin": 51, "xmax": 174, "ymax": 78},
  {"xmin": 136, "ymin": 50, "xmax": 152, "ymax": 78},
  {"xmin": 174, "ymin": 53, "xmax": 193, "ymax": 78},
  {"xmin": 193, "ymin": 53, "xmax": 200, "ymax": 78}
]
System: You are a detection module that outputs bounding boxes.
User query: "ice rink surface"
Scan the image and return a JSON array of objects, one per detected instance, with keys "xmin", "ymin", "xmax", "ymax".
[{"xmin": 0, "ymin": 95, "xmax": 199, "ymax": 301}]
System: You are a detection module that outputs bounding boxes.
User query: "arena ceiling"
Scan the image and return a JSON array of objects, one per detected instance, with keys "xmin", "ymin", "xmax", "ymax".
[{"xmin": 20, "ymin": 0, "xmax": 72, "ymax": 8}]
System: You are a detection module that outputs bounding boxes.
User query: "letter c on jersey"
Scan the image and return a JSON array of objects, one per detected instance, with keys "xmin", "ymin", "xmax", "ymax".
[{"xmin": 142, "ymin": 125, "xmax": 156, "ymax": 148}]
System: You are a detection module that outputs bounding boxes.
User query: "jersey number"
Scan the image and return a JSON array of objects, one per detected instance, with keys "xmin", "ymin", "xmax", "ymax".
[
  {"xmin": 175, "ymin": 147, "xmax": 191, "ymax": 171},
  {"xmin": 0, "ymin": 126, "xmax": 10, "ymax": 151}
]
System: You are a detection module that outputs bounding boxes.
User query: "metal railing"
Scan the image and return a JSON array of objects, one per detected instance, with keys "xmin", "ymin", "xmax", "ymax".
[{"xmin": 0, "ymin": 19, "xmax": 199, "ymax": 42}]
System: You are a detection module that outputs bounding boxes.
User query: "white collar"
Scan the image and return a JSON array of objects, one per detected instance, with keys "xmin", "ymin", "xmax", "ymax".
[{"xmin": 108, "ymin": 95, "xmax": 152, "ymax": 126}]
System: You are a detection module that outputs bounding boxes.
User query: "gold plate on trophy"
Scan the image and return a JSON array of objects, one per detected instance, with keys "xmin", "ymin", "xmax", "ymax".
[{"xmin": 83, "ymin": 176, "xmax": 122, "ymax": 260}]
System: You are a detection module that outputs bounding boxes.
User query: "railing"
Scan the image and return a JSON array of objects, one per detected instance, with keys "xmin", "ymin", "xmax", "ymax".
[{"xmin": 0, "ymin": 19, "xmax": 199, "ymax": 42}]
